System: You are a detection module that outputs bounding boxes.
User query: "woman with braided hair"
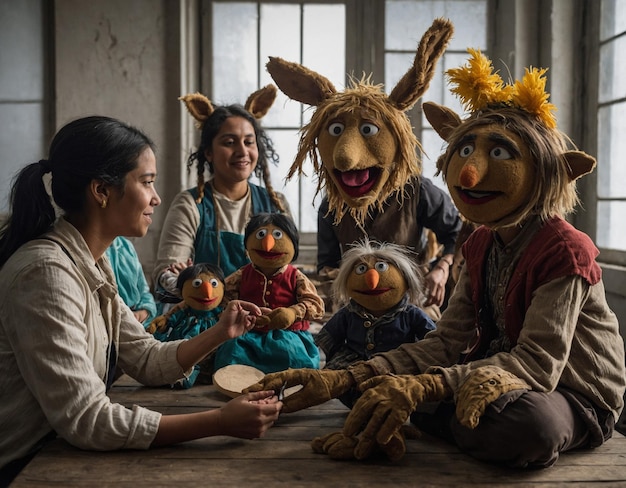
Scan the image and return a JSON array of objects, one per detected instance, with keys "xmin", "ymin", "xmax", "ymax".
[{"xmin": 153, "ymin": 86, "xmax": 289, "ymax": 311}]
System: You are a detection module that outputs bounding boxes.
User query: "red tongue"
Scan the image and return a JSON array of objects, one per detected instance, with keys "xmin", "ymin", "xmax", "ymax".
[{"xmin": 341, "ymin": 169, "xmax": 370, "ymax": 187}]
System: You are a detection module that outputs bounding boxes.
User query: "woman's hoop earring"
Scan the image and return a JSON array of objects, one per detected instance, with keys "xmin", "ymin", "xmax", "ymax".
[{"xmin": 101, "ymin": 199, "xmax": 107, "ymax": 209}]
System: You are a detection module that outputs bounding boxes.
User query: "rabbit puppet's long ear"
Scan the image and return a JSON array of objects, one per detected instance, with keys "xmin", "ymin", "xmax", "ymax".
[
  {"xmin": 389, "ymin": 18, "xmax": 454, "ymax": 111},
  {"xmin": 179, "ymin": 93, "xmax": 216, "ymax": 128},
  {"xmin": 245, "ymin": 84, "xmax": 278, "ymax": 119},
  {"xmin": 266, "ymin": 56, "xmax": 337, "ymax": 107}
]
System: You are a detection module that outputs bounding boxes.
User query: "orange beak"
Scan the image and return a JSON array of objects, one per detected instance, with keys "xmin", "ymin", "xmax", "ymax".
[
  {"xmin": 261, "ymin": 234, "xmax": 275, "ymax": 252},
  {"xmin": 199, "ymin": 281, "xmax": 213, "ymax": 298},
  {"xmin": 364, "ymin": 269, "xmax": 379, "ymax": 290}
]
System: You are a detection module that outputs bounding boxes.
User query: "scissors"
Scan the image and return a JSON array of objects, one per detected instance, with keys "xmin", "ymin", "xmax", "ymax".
[{"xmin": 277, "ymin": 382, "xmax": 287, "ymax": 401}]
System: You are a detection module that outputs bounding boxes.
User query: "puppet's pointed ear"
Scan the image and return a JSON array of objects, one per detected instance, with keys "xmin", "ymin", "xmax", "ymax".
[
  {"xmin": 389, "ymin": 18, "xmax": 454, "ymax": 111},
  {"xmin": 423, "ymin": 101, "xmax": 461, "ymax": 141},
  {"xmin": 245, "ymin": 84, "xmax": 277, "ymax": 119},
  {"xmin": 266, "ymin": 56, "xmax": 336, "ymax": 107},
  {"xmin": 179, "ymin": 93, "xmax": 215, "ymax": 127},
  {"xmin": 564, "ymin": 151, "xmax": 596, "ymax": 181}
]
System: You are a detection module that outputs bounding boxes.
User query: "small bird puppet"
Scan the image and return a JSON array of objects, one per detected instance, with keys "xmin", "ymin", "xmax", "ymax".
[
  {"xmin": 148, "ymin": 262, "xmax": 225, "ymax": 388},
  {"xmin": 216, "ymin": 213, "xmax": 325, "ymax": 373},
  {"xmin": 316, "ymin": 239, "xmax": 436, "ymax": 407}
]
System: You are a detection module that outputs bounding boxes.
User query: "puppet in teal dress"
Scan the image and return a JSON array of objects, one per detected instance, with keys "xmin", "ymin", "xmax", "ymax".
[
  {"xmin": 219, "ymin": 213, "xmax": 325, "ymax": 373},
  {"xmin": 148, "ymin": 263, "xmax": 225, "ymax": 388}
]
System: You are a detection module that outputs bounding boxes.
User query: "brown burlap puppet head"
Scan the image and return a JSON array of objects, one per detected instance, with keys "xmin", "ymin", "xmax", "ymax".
[
  {"xmin": 267, "ymin": 18, "xmax": 454, "ymax": 225},
  {"xmin": 423, "ymin": 49, "xmax": 596, "ymax": 230}
]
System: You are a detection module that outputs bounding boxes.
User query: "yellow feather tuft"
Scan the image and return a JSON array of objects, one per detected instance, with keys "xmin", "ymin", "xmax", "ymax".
[
  {"xmin": 446, "ymin": 49, "xmax": 558, "ymax": 129},
  {"xmin": 511, "ymin": 67, "xmax": 557, "ymax": 129}
]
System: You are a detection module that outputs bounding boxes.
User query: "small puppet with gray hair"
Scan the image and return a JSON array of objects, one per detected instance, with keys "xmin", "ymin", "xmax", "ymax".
[{"xmin": 316, "ymin": 239, "xmax": 435, "ymax": 407}]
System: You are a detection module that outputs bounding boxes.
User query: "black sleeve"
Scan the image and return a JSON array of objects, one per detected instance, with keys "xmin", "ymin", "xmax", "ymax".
[
  {"xmin": 418, "ymin": 178, "xmax": 462, "ymax": 256},
  {"xmin": 316, "ymin": 197, "xmax": 342, "ymax": 272}
]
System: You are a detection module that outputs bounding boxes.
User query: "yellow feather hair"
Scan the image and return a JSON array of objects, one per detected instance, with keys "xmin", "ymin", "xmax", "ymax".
[{"xmin": 447, "ymin": 49, "xmax": 557, "ymax": 128}]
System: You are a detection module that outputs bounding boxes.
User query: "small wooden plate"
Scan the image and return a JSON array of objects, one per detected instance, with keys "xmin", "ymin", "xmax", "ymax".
[{"xmin": 212, "ymin": 364, "xmax": 265, "ymax": 398}]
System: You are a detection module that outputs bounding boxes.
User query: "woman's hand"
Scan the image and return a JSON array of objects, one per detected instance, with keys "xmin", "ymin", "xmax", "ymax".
[
  {"xmin": 215, "ymin": 300, "xmax": 268, "ymax": 340},
  {"xmin": 423, "ymin": 255, "xmax": 453, "ymax": 307},
  {"xmin": 217, "ymin": 391, "xmax": 282, "ymax": 439}
]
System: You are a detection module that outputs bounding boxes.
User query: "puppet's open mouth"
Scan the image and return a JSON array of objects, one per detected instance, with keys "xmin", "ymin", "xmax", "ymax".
[
  {"xmin": 335, "ymin": 168, "xmax": 380, "ymax": 197},
  {"xmin": 254, "ymin": 250, "xmax": 284, "ymax": 260},
  {"xmin": 456, "ymin": 187, "xmax": 500, "ymax": 205}
]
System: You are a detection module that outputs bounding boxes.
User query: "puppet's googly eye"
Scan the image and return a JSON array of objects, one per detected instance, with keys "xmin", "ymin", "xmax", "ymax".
[
  {"xmin": 209, "ymin": 278, "xmax": 220, "ymax": 288},
  {"xmin": 459, "ymin": 144, "xmax": 474, "ymax": 158},
  {"xmin": 490, "ymin": 146, "xmax": 511, "ymax": 160},
  {"xmin": 360, "ymin": 123, "xmax": 379, "ymax": 137},
  {"xmin": 271, "ymin": 229, "xmax": 284, "ymax": 239},
  {"xmin": 355, "ymin": 263, "xmax": 368, "ymax": 275},
  {"xmin": 328, "ymin": 123, "xmax": 344, "ymax": 136},
  {"xmin": 192, "ymin": 278, "xmax": 203, "ymax": 288},
  {"xmin": 374, "ymin": 261, "xmax": 389, "ymax": 273},
  {"xmin": 255, "ymin": 228, "xmax": 268, "ymax": 239}
]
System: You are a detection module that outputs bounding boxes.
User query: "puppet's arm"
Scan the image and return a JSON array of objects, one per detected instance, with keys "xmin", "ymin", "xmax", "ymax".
[
  {"xmin": 223, "ymin": 268, "xmax": 243, "ymax": 306},
  {"xmin": 260, "ymin": 270, "xmax": 325, "ymax": 330},
  {"xmin": 146, "ymin": 302, "xmax": 186, "ymax": 334}
]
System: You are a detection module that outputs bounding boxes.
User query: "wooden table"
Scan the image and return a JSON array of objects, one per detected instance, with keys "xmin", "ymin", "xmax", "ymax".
[{"xmin": 12, "ymin": 376, "xmax": 626, "ymax": 487}]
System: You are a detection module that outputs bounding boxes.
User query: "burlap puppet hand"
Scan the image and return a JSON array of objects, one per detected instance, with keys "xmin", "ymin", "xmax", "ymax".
[
  {"xmin": 455, "ymin": 365, "xmax": 531, "ymax": 429},
  {"xmin": 311, "ymin": 424, "xmax": 421, "ymax": 462},
  {"xmin": 343, "ymin": 374, "xmax": 451, "ymax": 460},
  {"xmin": 146, "ymin": 315, "xmax": 167, "ymax": 334},
  {"xmin": 255, "ymin": 307, "xmax": 297, "ymax": 330},
  {"xmin": 244, "ymin": 365, "xmax": 372, "ymax": 413}
]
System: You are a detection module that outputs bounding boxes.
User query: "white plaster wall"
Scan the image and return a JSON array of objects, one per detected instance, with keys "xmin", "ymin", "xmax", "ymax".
[{"xmin": 54, "ymin": 0, "xmax": 187, "ymax": 278}]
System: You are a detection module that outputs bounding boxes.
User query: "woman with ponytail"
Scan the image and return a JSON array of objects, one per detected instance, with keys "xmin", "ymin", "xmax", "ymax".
[{"xmin": 0, "ymin": 116, "xmax": 281, "ymax": 485}]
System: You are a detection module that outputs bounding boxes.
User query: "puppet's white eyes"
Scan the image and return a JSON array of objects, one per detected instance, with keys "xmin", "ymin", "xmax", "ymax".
[
  {"xmin": 360, "ymin": 123, "xmax": 379, "ymax": 137},
  {"xmin": 328, "ymin": 123, "xmax": 344, "ymax": 136},
  {"xmin": 459, "ymin": 144, "xmax": 474, "ymax": 157},
  {"xmin": 209, "ymin": 278, "xmax": 220, "ymax": 288},
  {"xmin": 355, "ymin": 263, "xmax": 368, "ymax": 275},
  {"xmin": 271, "ymin": 229, "xmax": 283, "ymax": 239},
  {"xmin": 192, "ymin": 278, "xmax": 203, "ymax": 288},
  {"xmin": 490, "ymin": 146, "xmax": 511, "ymax": 160},
  {"xmin": 374, "ymin": 261, "xmax": 389, "ymax": 273},
  {"xmin": 255, "ymin": 228, "xmax": 268, "ymax": 239}
]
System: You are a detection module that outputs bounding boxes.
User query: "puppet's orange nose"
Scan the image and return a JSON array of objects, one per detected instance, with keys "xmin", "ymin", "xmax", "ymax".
[
  {"xmin": 261, "ymin": 234, "xmax": 275, "ymax": 252},
  {"xmin": 199, "ymin": 281, "xmax": 213, "ymax": 297},
  {"xmin": 364, "ymin": 269, "xmax": 379, "ymax": 289},
  {"xmin": 459, "ymin": 164, "xmax": 481, "ymax": 188}
]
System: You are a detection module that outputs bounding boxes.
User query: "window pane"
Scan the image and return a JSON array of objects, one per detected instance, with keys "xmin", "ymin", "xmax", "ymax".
[
  {"xmin": 385, "ymin": 0, "xmax": 486, "ymax": 51},
  {"xmin": 212, "ymin": 2, "xmax": 258, "ymax": 103},
  {"xmin": 303, "ymin": 4, "xmax": 345, "ymax": 85},
  {"xmin": 597, "ymin": 201, "xmax": 626, "ymax": 251},
  {"xmin": 260, "ymin": 3, "xmax": 301, "ymax": 127},
  {"xmin": 597, "ymin": 102, "xmax": 626, "ymax": 199},
  {"xmin": 0, "ymin": 0, "xmax": 44, "ymax": 100},
  {"xmin": 601, "ymin": 0, "xmax": 626, "ymax": 40},
  {"xmin": 599, "ymin": 36, "xmax": 626, "ymax": 104}
]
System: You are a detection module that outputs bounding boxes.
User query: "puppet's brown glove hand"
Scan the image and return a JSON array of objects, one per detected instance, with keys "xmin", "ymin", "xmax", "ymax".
[
  {"xmin": 311, "ymin": 425, "xmax": 419, "ymax": 462},
  {"xmin": 256, "ymin": 307, "xmax": 297, "ymax": 330},
  {"xmin": 146, "ymin": 315, "xmax": 167, "ymax": 334},
  {"xmin": 456, "ymin": 366, "xmax": 531, "ymax": 429},
  {"xmin": 243, "ymin": 363, "xmax": 375, "ymax": 413},
  {"xmin": 344, "ymin": 373, "xmax": 451, "ymax": 459}
]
